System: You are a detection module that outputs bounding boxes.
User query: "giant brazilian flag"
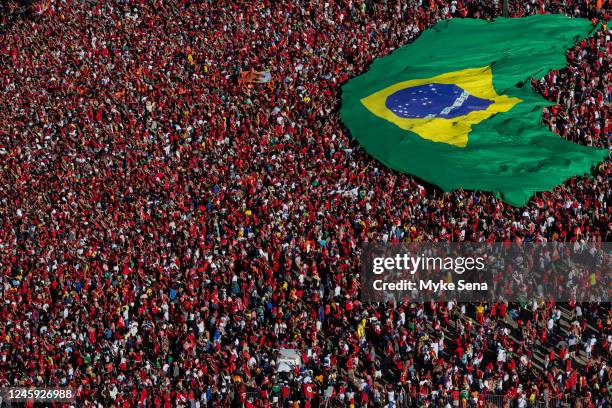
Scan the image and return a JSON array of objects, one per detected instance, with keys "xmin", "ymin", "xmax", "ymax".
[{"xmin": 341, "ymin": 15, "xmax": 608, "ymax": 206}]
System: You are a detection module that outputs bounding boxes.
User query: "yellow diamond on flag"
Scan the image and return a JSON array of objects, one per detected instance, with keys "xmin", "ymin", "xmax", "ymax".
[{"xmin": 360, "ymin": 66, "xmax": 521, "ymax": 147}]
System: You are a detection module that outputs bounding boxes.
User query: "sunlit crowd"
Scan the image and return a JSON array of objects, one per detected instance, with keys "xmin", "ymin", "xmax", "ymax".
[{"xmin": 0, "ymin": 0, "xmax": 610, "ymax": 407}]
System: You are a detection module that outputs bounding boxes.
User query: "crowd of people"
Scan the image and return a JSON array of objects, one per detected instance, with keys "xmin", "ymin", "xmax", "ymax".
[{"xmin": 0, "ymin": 0, "xmax": 610, "ymax": 407}]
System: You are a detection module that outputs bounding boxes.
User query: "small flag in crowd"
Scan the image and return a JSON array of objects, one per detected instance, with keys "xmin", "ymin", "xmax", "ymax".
[
  {"xmin": 239, "ymin": 70, "xmax": 272, "ymax": 84},
  {"xmin": 341, "ymin": 15, "xmax": 608, "ymax": 206}
]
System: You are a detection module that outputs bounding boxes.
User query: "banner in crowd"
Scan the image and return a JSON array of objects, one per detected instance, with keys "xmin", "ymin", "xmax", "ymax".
[
  {"xmin": 239, "ymin": 70, "xmax": 272, "ymax": 84},
  {"xmin": 341, "ymin": 15, "xmax": 608, "ymax": 206}
]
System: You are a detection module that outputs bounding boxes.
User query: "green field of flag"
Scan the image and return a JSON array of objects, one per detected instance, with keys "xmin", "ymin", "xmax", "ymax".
[{"xmin": 341, "ymin": 15, "xmax": 608, "ymax": 206}]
